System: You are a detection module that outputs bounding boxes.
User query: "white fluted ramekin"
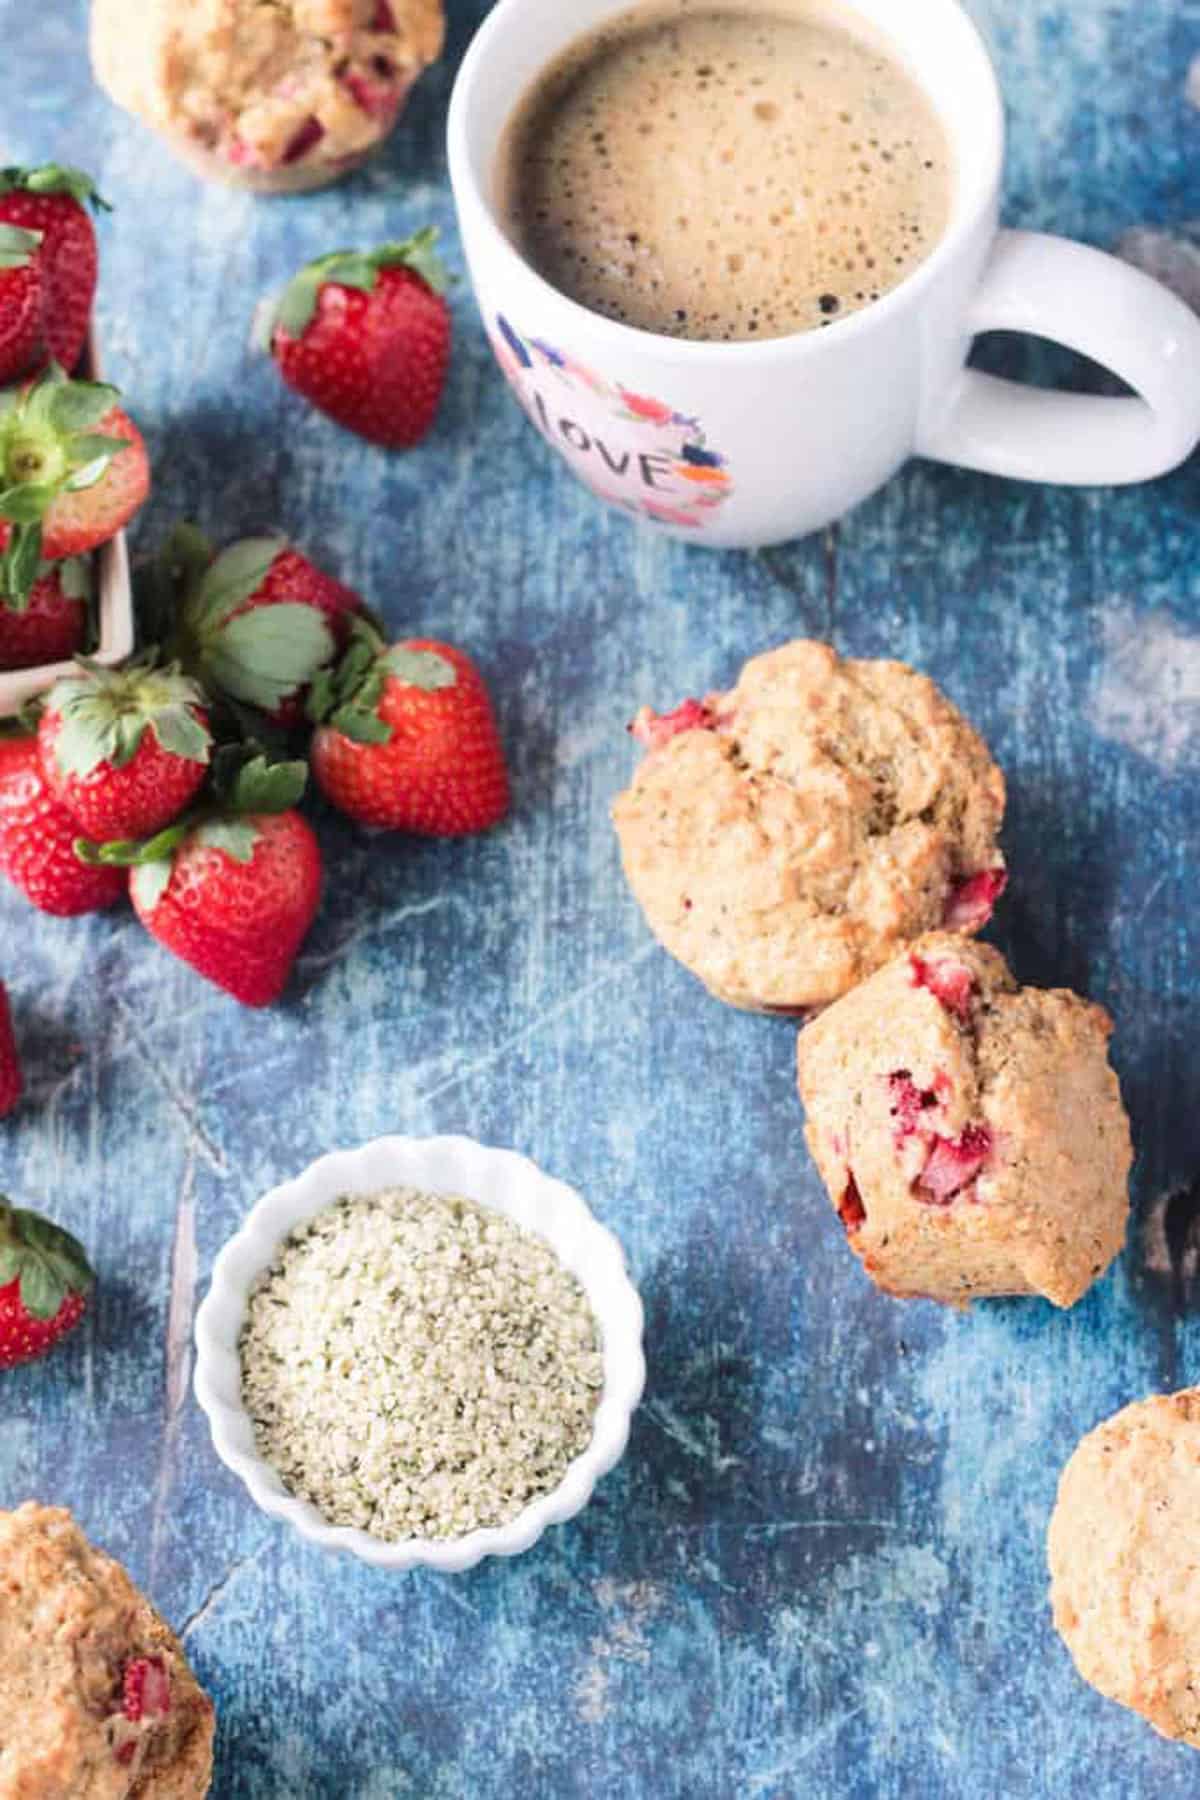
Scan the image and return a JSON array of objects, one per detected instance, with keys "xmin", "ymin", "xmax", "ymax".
[{"xmin": 193, "ymin": 1135, "xmax": 645, "ymax": 1572}]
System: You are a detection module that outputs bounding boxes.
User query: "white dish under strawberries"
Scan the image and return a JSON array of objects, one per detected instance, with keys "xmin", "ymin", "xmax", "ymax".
[
  {"xmin": 194, "ymin": 1134, "xmax": 646, "ymax": 1572},
  {"xmin": 0, "ymin": 329, "xmax": 135, "ymax": 718}
]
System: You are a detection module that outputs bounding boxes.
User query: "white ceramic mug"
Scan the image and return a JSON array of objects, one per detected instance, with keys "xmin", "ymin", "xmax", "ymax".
[{"xmin": 448, "ymin": 0, "xmax": 1200, "ymax": 549}]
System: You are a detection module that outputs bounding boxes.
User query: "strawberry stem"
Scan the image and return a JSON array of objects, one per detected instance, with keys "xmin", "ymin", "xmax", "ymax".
[{"xmin": 4, "ymin": 433, "xmax": 69, "ymax": 488}]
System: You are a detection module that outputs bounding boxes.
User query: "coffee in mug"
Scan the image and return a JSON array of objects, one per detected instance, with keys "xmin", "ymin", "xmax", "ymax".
[
  {"xmin": 452, "ymin": 0, "xmax": 1200, "ymax": 547},
  {"xmin": 497, "ymin": 0, "xmax": 952, "ymax": 342}
]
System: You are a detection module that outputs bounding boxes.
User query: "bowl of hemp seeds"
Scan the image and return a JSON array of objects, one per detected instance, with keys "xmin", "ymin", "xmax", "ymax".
[{"xmin": 193, "ymin": 1134, "xmax": 645, "ymax": 1571}]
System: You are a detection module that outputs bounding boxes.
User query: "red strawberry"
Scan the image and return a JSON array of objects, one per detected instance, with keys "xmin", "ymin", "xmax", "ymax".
[
  {"xmin": 123, "ymin": 1657, "xmax": 171, "ymax": 1723},
  {"xmin": 0, "ymin": 367, "xmax": 148, "ymax": 601},
  {"xmin": 0, "ymin": 735, "xmax": 126, "ymax": 915},
  {"xmin": 32, "ymin": 409, "xmax": 147, "ymax": 560},
  {"xmin": 0, "ymin": 983, "xmax": 22, "ymax": 1119},
  {"xmin": 265, "ymin": 230, "xmax": 450, "ymax": 448},
  {"xmin": 38, "ymin": 658, "xmax": 211, "ymax": 843},
  {"xmin": 0, "ymin": 559, "xmax": 89, "ymax": 671},
  {"xmin": 130, "ymin": 807, "xmax": 322, "ymax": 1007},
  {"xmin": 0, "ymin": 165, "xmax": 105, "ymax": 375},
  {"xmin": 311, "ymin": 631, "xmax": 510, "ymax": 835},
  {"xmin": 164, "ymin": 530, "xmax": 359, "ymax": 724},
  {"xmin": 0, "ymin": 1197, "xmax": 93, "ymax": 1369},
  {"xmin": 0, "ymin": 223, "xmax": 46, "ymax": 384}
]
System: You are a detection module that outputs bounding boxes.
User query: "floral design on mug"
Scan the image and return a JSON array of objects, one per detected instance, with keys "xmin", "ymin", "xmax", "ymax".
[{"xmin": 491, "ymin": 315, "xmax": 734, "ymax": 528}]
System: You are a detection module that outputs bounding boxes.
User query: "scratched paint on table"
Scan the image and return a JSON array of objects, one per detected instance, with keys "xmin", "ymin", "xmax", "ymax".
[
  {"xmin": 1088, "ymin": 603, "xmax": 1200, "ymax": 770},
  {"xmin": 1, "ymin": 1, "xmax": 1199, "ymax": 1796}
]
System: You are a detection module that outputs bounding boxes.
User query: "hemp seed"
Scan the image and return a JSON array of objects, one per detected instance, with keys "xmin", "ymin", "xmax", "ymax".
[{"xmin": 239, "ymin": 1187, "xmax": 604, "ymax": 1541}]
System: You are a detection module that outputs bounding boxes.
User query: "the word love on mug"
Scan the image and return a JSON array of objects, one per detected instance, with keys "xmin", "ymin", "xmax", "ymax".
[{"xmin": 491, "ymin": 314, "xmax": 734, "ymax": 531}]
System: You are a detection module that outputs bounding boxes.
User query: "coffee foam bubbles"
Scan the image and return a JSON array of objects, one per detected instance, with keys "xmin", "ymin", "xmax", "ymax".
[{"xmin": 499, "ymin": 0, "xmax": 952, "ymax": 342}]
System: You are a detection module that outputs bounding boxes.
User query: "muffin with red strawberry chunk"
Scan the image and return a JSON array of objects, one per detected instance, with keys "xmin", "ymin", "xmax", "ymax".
[
  {"xmin": 796, "ymin": 934, "xmax": 1132, "ymax": 1307},
  {"xmin": 0, "ymin": 1503, "xmax": 214, "ymax": 1796},
  {"xmin": 90, "ymin": 0, "xmax": 444, "ymax": 194},
  {"xmin": 612, "ymin": 640, "xmax": 1007, "ymax": 1014},
  {"xmin": 1049, "ymin": 1390, "xmax": 1200, "ymax": 1750}
]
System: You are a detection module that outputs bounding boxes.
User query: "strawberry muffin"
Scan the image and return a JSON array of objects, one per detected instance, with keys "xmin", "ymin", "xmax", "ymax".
[
  {"xmin": 1049, "ymin": 1391, "xmax": 1200, "ymax": 1748},
  {"xmin": 611, "ymin": 640, "xmax": 1006, "ymax": 1013},
  {"xmin": 90, "ymin": 0, "xmax": 444, "ymax": 194},
  {"xmin": 795, "ymin": 935, "xmax": 1131, "ymax": 1307},
  {"xmin": 0, "ymin": 1503, "xmax": 214, "ymax": 1797}
]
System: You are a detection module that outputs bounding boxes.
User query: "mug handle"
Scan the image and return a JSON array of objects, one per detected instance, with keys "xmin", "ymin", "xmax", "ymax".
[{"xmin": 916, "ymin": 229, "xmax": 1200, "ymax": 484}]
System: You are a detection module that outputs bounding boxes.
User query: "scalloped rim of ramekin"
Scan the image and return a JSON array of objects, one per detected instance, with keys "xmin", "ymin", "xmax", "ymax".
[{"xmin": 193, "ymin": 1135, "xmax": 646, "ymax": 1572}]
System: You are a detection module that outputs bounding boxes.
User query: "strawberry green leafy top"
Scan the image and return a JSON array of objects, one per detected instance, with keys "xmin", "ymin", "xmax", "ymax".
[
  {"xmin": 266, "ymin": 228, "xmax": 448, "ymax": 341},
  {"xmin": 0, "ymin": 1198, "xmax": 94, "ymax": 1321},
  {"xmin": 0, "ymin": 164, "xmax": 110, "ymax": 210},
  {"xmin": 162, "ymin": 530, "xmax": 337, "ymax": 716},
  {"xmin": 0, "ymin": 364, "xmax": 130, "ymax": 600},
  {"xmin": 45, "ymin": 655, "xmax": 211, "ymax": 779},
  {"xmin": 307, "ymin": 619, "xmax": 455, "ymax": 744}
]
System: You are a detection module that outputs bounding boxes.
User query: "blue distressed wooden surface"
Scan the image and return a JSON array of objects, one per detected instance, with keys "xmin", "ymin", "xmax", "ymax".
[{"xmin": 2, "ymin": 2, "xmax": 1199, "ymax": 1794}]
